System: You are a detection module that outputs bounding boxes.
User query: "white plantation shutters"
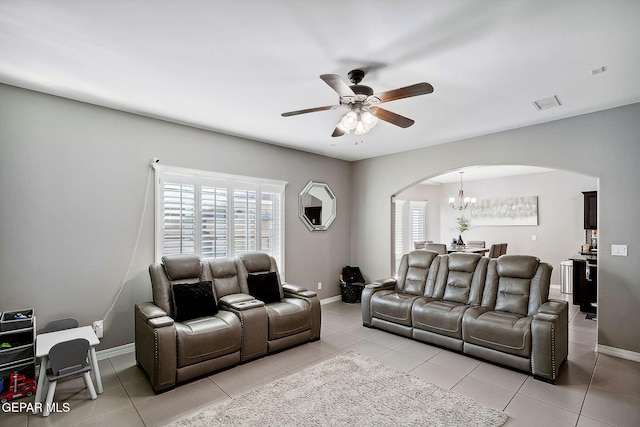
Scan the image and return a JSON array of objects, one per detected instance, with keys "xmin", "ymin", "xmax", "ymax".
[
  {"xmin": 410, "ymin": 201, "xmax": 427, "ymax": 243},
  {"xmin": 162, "ymin": 182, "xmax": 196, "ymax": 255},
  {"xmin": 155, "ymin": 166, "xmax": 286, "ymax": 270},
  {"xmin": 394, "ymin": 199, "xmax": 405, "ymax": 267},
  {"xmin": 394, "ymin": 199, "xmax": 427, "ymax": 271}
]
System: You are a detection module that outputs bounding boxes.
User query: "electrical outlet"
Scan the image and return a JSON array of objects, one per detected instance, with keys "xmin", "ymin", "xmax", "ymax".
[
  {"xmin": 531, "ymin": 235, "xmax": 537, "ymax": 241},
  {"xmin": 93, "ymin": 320, "xmax": 104, "ymax": 338},
  {"xmin": 317, "ymin": 282, "xmax": 322, "ymax": 290}
]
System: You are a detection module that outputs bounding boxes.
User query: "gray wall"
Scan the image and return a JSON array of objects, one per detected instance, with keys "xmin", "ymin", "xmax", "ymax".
[
  {"xmin": 0, "ymin": 83, "xmax": 351, "ymax": 349},
  {"xmin": 352, "ymin": 103, "xmax": 640, "ymax": 356}
]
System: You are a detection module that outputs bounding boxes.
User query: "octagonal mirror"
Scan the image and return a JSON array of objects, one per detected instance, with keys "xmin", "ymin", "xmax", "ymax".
[{"xmin": 299, "ymin": 181, "xmax": 336, "ymax": 231}]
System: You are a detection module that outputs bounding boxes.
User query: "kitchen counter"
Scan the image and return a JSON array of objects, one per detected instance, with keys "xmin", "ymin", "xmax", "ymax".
[{"xmin": 569, "ymin": 253, "xmax": 597, "ymax": 263}]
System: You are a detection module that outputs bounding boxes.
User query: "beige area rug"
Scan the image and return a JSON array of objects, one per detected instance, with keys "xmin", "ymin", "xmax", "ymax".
[{"xmin": 169, "ymin": 351, "xmax": 508, "ymax": 427}]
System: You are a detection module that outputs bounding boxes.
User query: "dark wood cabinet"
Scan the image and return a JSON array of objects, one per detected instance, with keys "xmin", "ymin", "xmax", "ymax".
[
  {"xmin": 583, "ymin": 191, "xmax": 597, "ymax": 229},
  {"xmin": 572, "ymin": 259, "xmax": 597, "ymax": 313}
]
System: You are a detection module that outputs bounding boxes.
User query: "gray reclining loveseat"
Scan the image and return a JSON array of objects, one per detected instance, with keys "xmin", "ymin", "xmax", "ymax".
[
  {"xmin": 135, "ymin": 252, "xmax": 321, "ymax": 392},
  {"xmin": 362, "ymin": 250, "xmax": 567, "ymax": 382}
]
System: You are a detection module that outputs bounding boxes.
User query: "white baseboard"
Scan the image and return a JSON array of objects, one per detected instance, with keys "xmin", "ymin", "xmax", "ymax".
[
  {"xmin": 320, "ymin": 295, "xmax": 342, "ymax": 305},
  {"xmin": 597, "ymin": 344, "xmax": 640, "ymax": 363},
  {"xmin": 96, "ymin": 342, "xmax": 135, "ymax": 361}
]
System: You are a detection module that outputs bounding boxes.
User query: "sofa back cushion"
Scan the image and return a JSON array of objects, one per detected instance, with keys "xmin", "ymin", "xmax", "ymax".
[
  {"xmin": 150, "ymin": 254, "xmax": 210, "ymax": 318},
  {"xmin": 396, "ymin": 250, "xmax": 439, "ymax": 296},
  {"xmin": 207, "ymin": 258, "xmax": 242, "ymax": 298},
  {"xmin": 483, "ymin": 255, "xmax": 551, "ymax": 316},
  {"xmin": 163, "ymin": 254, "xmax": 203, "ymax": 281},
  {"xmin": 434, "ymin": 253, "xmax": 487, "ymax": 304},
  {"xmin": 235, "ymin": 251, "xmax": 283, "ymax": 298}
]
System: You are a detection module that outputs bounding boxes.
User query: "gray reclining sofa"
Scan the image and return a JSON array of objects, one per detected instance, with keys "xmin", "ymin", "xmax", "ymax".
[
  {"xmin": 135, "ymin": 251, "xmax": 321, "ymax": 393},
  {"xmin": 362, "ymin": 250, "xmax": 568, "ymax": 382}
]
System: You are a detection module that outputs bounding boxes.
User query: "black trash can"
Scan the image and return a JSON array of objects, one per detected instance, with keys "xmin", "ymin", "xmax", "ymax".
[
  {"xmin": 340, "ymin": 266, "xmax": 366, "ymax": 303},
  {"xmin": 339, "ymin": 281, "xmax": 365, "ymax": 303}
]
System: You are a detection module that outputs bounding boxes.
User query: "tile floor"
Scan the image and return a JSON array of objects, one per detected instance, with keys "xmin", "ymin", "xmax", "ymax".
[{"xmin": 2, "ymin": 288, "xmax": 639, "ymax": 426}]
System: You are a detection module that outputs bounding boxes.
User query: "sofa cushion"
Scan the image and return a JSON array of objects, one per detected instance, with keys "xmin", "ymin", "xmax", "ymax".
[
  {"xmin": 265, "ymin": 298, "xmax": 311, "ymax": 340},
  {"xmin": 371, "ymin": 290, "xmax": 419, "ymax": 327},
  {"xmin": 208, "ymin": 258, "xmax": 242, "ymax": 298},
  {"xmin": 239, "ymin": 251, "xmax": 273, "ymax": 273},
  {"xmin": 462, "ymin": 307, "xmax": 532, "ymax": 358},
  {"xmin": 494, "ymin": 277, "xmax": 531, "ymax": 316},
  {"xmin": 171, "ymin": 281, "xmax": 218, "ymax": 322},
  {"xmin": 396, "ymin": 251, "xmax": 438, "ymax": 295},
  {"xmin": 175, "ymin": 311, "xmax": 242, "ymax": 368},
  {"xmin": 448, "ymin": 253, "xmax": 481, "ymax": 273},
  {"xmin": 497, "ymin": 255, "xmax": 539, "ymax": 279},
  {"xmin": 443, "ymin": 271, "xmax": 474, "ymax": 303},
  {"xmin": 163, "ymin": 254, "xmax": 202, "ymax": 281},
  {"xmin": 247, "ymin": 272, "xmax": 281, "ymax": 303},
  {"xmin": 412, "ymin": 298, "xmax": 469, "ymax": 339},
  {"xmin": 437, "ymin": 253, "xmax": 483, "ymax": 304}
]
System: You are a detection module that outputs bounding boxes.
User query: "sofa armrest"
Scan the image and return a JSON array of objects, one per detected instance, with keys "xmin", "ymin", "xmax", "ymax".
[
  {"xmin": 531, "ymin": 299, "xmax": 568, "ymax": 382},
  {"xmin": 537, "ymin": 300, "xmax": 567, "ymax": 316},
  {"xmin": 134, "ymin": 302, "xmax": 177, "ymax": 393},
  {"xmin": 367, "ymin": 277, "xmax": 397, "ymax": 289},
  {"xmin": 362, "ymin": 278, "xmax": 397, "ymax": 327},
  {"xmin": 136, "ymin": 302, "xmax": 174, "ymax": 327},
  {"xmin": 219, "ymin": 293, "xmax": 258, "ymax": 310},
  {"xmin": 280, "ymin": 282, "xmax": 321, "ymax": 341},
  {"xmin": 282, "ymin": 283, "xmax": 317, "ymax": 298}
]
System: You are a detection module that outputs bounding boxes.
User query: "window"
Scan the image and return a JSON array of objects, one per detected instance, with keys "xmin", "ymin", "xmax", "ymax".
[
  {"xmin": 155, "ymin": 165, "xmax": 286, "ymax": 271},
  {"xmin": 410, "ymin": 201, "xmax": 427, "ymax": 243},
  {"xmin": 394, "ymin": 200, "xmax": 405, "ymax": 268},
  {"xmin": 393, "ymin": 199, "xmax": 427, "ymax": 271}
]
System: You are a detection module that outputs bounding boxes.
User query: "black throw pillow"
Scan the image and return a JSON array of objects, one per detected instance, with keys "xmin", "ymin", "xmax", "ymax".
[
  {"xmin": 247, "ymin": 272, "xmax": 281, "ymax": 304},
  {"xmin": 171, "ymin": 281, "xmax": 218, "ymax": 322}
]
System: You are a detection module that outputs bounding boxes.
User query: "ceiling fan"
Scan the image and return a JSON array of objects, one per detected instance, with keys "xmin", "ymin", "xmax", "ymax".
[{"xmin": 281, "ymin": 69, "xmax": 434, "ymax": 137}]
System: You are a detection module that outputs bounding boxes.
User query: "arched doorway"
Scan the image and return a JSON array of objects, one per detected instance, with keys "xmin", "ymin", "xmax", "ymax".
[{"xmin": 391, "ymin": 165, "xmax": 598, "ymax": 288}]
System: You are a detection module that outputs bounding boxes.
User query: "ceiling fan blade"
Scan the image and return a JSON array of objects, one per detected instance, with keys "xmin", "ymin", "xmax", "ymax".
[
  {"xmin": 281, "ymin": 105, "xmax": 339, "ymax": 117},
  {"xmin": 374, "ymin": 82, "xmax": 434, "ymax": 103},
  {"xmin": 320, "ymin": 74, "xmax": 356, "ymax": 98},
  {"xmin": 371, "ymin": 107, "xmax": 415, "ymax": 128}
]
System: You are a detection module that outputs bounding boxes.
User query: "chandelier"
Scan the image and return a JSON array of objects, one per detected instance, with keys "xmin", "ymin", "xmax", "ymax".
[{"xmin": 449, "ymin": 171, "xmax": 476, "ymax": 210}]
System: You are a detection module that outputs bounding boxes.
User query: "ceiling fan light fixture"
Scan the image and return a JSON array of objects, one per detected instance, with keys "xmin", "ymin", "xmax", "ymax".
[
  {"xmin": 361, "ymin": 111, "xmax": 378, "ymax": 128},
  {"xmin": 341, "ymin": 111, "xmax": 358, "ymax": 130}
]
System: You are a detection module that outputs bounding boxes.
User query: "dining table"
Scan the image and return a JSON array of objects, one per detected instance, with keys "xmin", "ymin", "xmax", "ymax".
[{"xmin": 447, "ymin": 246, "xmax": 490, "ymax": 254}]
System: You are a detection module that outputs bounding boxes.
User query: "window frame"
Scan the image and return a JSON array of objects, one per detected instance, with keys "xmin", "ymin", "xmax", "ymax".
[{"xmin": 154, "ymin": 164, "xmax": 286, "ymax": 272}]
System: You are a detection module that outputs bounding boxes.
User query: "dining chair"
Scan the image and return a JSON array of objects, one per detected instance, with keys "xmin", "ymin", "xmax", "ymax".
[
  {"xmin": 42, "ymin": 318, "xmax": 79, "ymax": 333},
  {"xmin": 500, "ymin": 243, "xmax": 508, "ymax": 256},
  {"xmin": 424, "ymin": 243, "xmax": 447, "ymax": 254},
  {"xmin": 413, "ymin": 240, "xmax": 434, "ymax": 249},
  {"xmin": 488, "ymin": 243, "xmax": 508, "ymax": 258},
  {"xmin": 467, "ymin": 240, "xmax": 486, "ymax": 248},
  {"xmin": 43, "ymin": 338, "xmax": 97, "ymax": 417}
]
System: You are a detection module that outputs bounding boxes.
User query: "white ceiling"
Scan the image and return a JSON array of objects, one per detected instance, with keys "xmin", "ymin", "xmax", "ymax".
[{"xmin": 1, "ymin": 1, "xmax": 640, "ymax": 162}]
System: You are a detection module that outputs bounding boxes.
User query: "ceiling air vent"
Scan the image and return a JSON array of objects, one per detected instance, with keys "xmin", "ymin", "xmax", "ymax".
[{"xmin": 532, "ymin": 95, "xmax": 561, "ymax": 111}]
